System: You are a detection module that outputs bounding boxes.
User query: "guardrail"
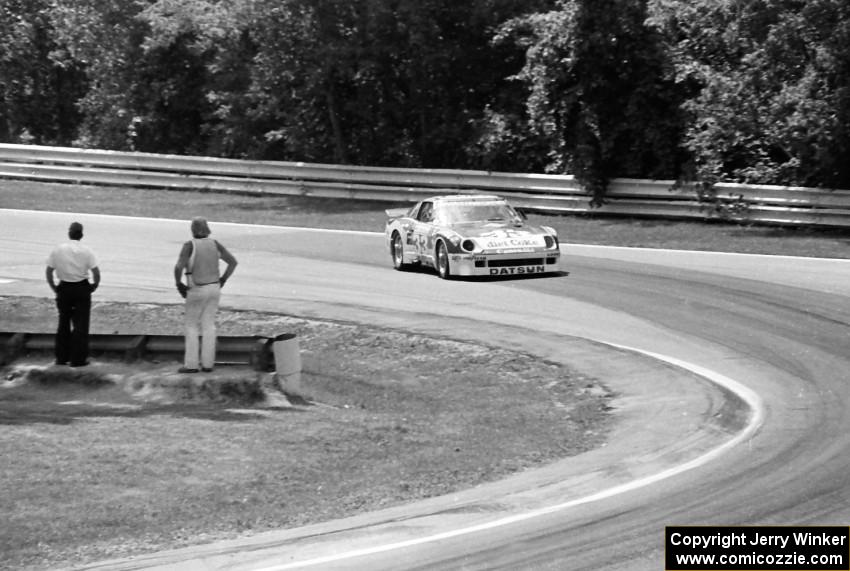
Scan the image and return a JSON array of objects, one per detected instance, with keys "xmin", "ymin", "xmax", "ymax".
[
  {"xmin": 2, "ymin": 143, "xmax": 850, "ymax": 227},
  {"xmin": 1, "ymin": 331, "xmax": 274, "ymax": 369}
]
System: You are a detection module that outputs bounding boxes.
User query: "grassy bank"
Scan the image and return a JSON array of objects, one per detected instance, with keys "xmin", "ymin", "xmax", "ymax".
[{"xmin": 0, "ymin": 298, "xmax": 612, "ymax": 570}]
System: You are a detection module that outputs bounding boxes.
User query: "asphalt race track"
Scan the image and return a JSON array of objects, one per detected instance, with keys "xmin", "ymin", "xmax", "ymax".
[{"xmin": 2, "ymin": 209, "xmax": 850, "ymax": 570}]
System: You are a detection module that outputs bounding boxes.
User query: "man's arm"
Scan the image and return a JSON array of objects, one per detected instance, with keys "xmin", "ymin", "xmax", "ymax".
[
  {"xmin": 173, "ymin": 242, "xmax": 192, "ymax": 283},
  {"xmin": 45, "ymin": 266, "xmax": 57, "ymax": 293},
  {"xmin": 90, "ymin": 267, "xmax": 101, "ymax": 292},
  {"xmin": 216, "ymin": 242, "xmax": 238, "ymax": 288},
  {"xmin": 173, "ymin": 242, "xmax": 192, "ymax": 297}
]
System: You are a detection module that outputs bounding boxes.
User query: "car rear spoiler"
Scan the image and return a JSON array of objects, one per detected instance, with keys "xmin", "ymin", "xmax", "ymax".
[{"xmin": 385, "ymin": 207, "xmax": 410, "ymax": 220}]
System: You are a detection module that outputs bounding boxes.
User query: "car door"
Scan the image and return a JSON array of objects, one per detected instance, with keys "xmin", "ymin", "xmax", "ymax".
[{"xmin": 411, "ymin": 201, "xmax": 436, "ymax": 263}]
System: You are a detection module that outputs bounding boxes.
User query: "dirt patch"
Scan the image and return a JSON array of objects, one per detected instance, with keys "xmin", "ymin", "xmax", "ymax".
[
  {"xmin": 0, "ymin": 296, "xmax": 614, "ymax": 571},
  {"xmin": 4, "ymin": 363, "xmax": 271, "ymax": 407}
]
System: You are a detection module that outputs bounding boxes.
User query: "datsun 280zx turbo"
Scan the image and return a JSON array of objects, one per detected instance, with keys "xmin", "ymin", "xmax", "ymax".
[{"xmin": 385, "ymin": 194, "xmax": 561, "ymax": 279}]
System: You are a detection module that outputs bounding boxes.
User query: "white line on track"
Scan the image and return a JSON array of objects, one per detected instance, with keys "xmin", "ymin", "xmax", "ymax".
[{"xmin": 253, "ymin": 343, "xmax": 764, "ymax": 571}]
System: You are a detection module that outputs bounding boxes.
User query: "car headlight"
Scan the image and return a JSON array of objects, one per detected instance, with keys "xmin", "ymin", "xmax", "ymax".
[
  {"xmin": 461, "ymin": 239, "xmax": 476, "ymax": 252},
  {"xmin": 542, "ymin": 227, "xmax": 559, "ymax": 249}
]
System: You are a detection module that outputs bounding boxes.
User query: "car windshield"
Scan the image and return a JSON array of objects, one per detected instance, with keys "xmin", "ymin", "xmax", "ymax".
[{"xmin": 437, "ymin": 201, "xmax": 520, "ymax": 224}]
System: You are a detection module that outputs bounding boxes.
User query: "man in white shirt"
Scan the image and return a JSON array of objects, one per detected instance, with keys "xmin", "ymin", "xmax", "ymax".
[{"xmin": 45, "ymin": 222, "xmax": 101, "ymax": 367}]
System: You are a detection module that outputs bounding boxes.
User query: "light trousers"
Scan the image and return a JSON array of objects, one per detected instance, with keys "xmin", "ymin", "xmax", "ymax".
[{"xmin": 184, "ymin": 283, "xmax": 220, "ymax": 369}]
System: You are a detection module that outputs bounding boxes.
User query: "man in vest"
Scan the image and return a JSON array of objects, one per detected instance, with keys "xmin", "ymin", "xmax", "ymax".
[
  {"xmin": 173, "ymin": 217, "xmax": 238, "ymax": 373},
  {"xmin": 46, "ymin": 221, "xmax": 101, "ymax": 367}
]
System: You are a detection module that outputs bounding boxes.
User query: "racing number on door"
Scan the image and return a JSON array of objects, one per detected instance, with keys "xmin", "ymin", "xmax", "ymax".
[{"xmin": 412, "ymin": 223, "xmax": 432, "ymax": 256}]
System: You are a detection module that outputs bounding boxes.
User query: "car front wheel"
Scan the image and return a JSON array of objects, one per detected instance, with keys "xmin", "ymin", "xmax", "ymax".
[{"xmin": 436, "ymin": 241, "xmax": 452, "ymax": 279}]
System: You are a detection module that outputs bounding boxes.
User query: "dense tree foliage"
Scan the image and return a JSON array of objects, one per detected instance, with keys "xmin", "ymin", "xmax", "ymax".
[
  {"xmin": 490, "ymin": 0, "xmax": 684, "ymax": 203},
  {"xmin": 244, "ymin": 0, "xmax": 547, "ymax": 166},
  {"xmin": 0, "ymin": 0, "xmax": 85, "ymax": 144},
  {"xmin": 649, "ymin": 0, "xmax": 850, "ymax": 188},
  {"xmin": 1, "ymin": 0, "xmax": 850, "ymax": 196}
]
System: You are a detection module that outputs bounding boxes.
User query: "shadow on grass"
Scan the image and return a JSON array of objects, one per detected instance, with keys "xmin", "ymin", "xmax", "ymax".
[{"xmin": 0, "ymin": 399, "xmax": 307, "ymax": 425}]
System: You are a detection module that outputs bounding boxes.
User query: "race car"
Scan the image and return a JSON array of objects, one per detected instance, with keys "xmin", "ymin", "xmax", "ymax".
[{"xmin": 385, "ymin": 194, "xmax": 561, "ymax": 279}]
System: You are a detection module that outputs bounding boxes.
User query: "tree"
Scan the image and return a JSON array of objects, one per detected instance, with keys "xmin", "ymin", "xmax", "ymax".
[
  {"xmin": 245, "ymin": 0, "xmax": 357, "ymax": 162},
  {"xmin": 49, "ymin": 0, "xmax": 148, "ymax": 149},
  {"xmin": 491, "ymin": 0, "xmax": 684, "ymax": 204},
  {"xmin": 247, "ymin": 0, "xmax": 545, "ymax": 166},
  {"xmin": 0, "ymin": 0, "xmax": 85, "ymax": 144},
  {"xmin": 649, "ymin": 0, "xmax": 850, "ymax": 189},
  {"xmin": 131, "ymin": 0, "xmax": 232, "ymax": 154}
]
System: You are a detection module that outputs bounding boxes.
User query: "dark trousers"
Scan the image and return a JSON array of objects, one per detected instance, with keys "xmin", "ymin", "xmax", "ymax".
[{"xmin": 55, "ymin": 280, "xmax": 92, "ymax": 365}]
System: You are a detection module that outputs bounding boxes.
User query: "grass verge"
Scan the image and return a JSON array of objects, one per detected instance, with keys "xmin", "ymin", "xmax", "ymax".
[{"xmin": 0, "ymin": 297, "xmax": 613, "ymax": 571}]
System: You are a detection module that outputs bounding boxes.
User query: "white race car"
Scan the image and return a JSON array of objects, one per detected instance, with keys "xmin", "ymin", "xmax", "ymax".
[{"xmin": 385, "ymin": 194, "xmax": 561, "ymax": 279}]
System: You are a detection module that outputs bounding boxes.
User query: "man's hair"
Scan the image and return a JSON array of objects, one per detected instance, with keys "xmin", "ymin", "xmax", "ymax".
[
  {"xmin": 68, "ymin": 222, "xmax": 83, "ymax": 240},
  {"xmin": 191, "ymin": 217, "xmax": 211, "ymax": 238}
]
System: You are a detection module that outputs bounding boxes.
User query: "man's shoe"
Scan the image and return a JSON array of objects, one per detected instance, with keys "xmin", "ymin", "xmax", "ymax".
[
  {"xmin": 178, "ymin": 367, "xmax": 199, "ymax": 374},
  {"xmin": 201, "ymin": 367, "xmax": 214, "ymax": 373},
  {"xmin": 69, "ymin": 361, "xmax": 90, "ymax": 367},
  {"xmin": 55, "ymin": 361, "xmax": 69, "ymax": 366}
]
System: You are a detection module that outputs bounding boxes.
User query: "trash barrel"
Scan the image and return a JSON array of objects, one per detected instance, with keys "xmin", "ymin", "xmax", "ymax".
[{"xmin": 272, "ymin": 333, "xmax": 301, "ymax": 393}]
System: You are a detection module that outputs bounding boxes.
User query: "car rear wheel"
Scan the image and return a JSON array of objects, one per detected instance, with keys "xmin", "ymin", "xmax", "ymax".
[
  {"xmin": 391, "ymin": 232, "xmax": 408, "ymax": 270},
  {"xmin": 436, "ymin": 241, "xmax": 452, "ymax": 279}
]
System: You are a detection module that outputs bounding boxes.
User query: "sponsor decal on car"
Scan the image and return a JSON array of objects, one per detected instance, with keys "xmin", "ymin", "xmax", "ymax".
[
  {"xmin": 479, "ymin": 229, "xmax": 546, "ymax": 250},
  {"xmin": 489, "ymin": 265, "xmax": 546, "ymax": 276}
]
